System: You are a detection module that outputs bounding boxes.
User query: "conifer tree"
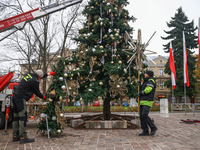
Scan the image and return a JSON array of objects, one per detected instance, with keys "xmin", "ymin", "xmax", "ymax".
[
  {"xmin": 38, "ymin": 57, "xmax": 66, "ymax": 135},
  {"xmin": 162, "ymin": 7, "xmax": 198, "ymax": 101},
  {"xmin": 69, "ymin": 0, "xmax": 138, "ymax": 120}
]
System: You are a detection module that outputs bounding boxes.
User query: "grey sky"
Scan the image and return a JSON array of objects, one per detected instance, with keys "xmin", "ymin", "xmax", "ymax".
[
  {"xmin": 127, "ymin": 0, "xmax": 200, "ymax": 56},
  {"xmin": 0, "ymin": 0, "xmax": 200, "ymax": 71}
]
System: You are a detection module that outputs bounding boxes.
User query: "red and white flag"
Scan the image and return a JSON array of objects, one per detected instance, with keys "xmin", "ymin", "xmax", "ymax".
[
  {"xmin": 183, "ymin": 31, "xmax": 189, "ymax": 87},
  {"xmin": 198, "ymin": 18, "xmax": 200, "ymax": 66},
  {"xmin": 169, "ymin": 42, "xmax": 176, "ymax": 89}
]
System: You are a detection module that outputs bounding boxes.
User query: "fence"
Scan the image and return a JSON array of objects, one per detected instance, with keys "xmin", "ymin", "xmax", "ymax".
[{"xmin": 171, "ymin": 103, "xmax": 200, "ymax": 116}]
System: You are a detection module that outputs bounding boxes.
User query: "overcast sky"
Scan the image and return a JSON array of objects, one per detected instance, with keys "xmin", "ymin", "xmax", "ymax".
[
  {"xmin": 127, "ymin": 0, "xmax": 200, "ymax": 56},
  {"xmin": 0, "ymin": 0, "xmax": 200, "ymax": 72}
]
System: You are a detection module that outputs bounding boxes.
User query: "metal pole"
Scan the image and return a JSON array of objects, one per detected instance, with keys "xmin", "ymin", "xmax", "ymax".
[
  {"xmin": 46, "ymin": 115, "xmax": 50, "ymax": 138},
  {"xmin": 171, "ymin": 81, "xmax": 174, "ymax": 113}
]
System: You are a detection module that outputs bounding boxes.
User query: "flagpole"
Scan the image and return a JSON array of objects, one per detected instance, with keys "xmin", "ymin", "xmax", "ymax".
[
  {"xmin": 171, "ymin": 73, "xmax": 175, "ymax": 113},
  {"xmin": 183, "ymin": 31, "xmax": 187, "ymax": 113}
]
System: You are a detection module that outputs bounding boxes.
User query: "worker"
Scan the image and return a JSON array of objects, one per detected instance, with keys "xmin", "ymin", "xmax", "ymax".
[
  {"xmin": 138, "ymin": 70, "xmax": 157, "ymax": 136},
  {"xmin": 12, "ymin": 70, "xmax": 49, "ymax": 144}
]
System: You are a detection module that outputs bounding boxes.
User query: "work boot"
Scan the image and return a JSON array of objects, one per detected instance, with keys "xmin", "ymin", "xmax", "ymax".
[
  {"xmin": 13, "ymin": 136, "xmax": 20, "ymax": 142},
  {"xmin": 138, "ymin": 132, "xmax": 149, "ymax": 136},
  {"xmin": 20, "ymin": 137, "xmax": 35, "ymax": 144},
  {"xmin": 150, "ymin": 128, "xmax": 158, "ymax": 136}
]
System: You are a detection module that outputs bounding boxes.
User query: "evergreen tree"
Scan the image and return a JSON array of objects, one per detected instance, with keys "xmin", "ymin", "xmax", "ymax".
[
  {"xmin": 38, "ymin": 57, "xmax": 66, "ymax": 135},
  {"xmin": 69, "ymin": 0, "xmax": 138, "ymax": 120},
  {"xmin": 162, "ymin": 7, "xmax": 198, "ymax": 101}
]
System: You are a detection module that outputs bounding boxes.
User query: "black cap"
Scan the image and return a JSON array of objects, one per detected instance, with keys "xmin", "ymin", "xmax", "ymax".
[{"xmin": 145, "ymin": 70, "xmax": 154, "ymax": 77}]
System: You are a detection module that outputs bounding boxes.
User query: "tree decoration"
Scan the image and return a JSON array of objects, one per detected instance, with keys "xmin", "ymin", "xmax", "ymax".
[{"xmin": 109, "ymin": 75, "xmax": 128, "ymax": 98}]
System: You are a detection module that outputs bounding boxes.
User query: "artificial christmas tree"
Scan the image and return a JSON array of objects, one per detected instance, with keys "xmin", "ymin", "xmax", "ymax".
[
  {"xmin": 38, "ymin": 57, "xmax": 66, "ymax": 135},
  {"xmin": 70, "ymin": 0, "xmax": 139, "ymax": 120}
]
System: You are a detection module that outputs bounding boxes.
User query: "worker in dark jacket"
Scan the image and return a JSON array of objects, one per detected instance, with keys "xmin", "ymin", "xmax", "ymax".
[
  {"xmin": 12, "ymin": 70, "xmax": 47, "ymax": 144},
  {"xmin": 138, "ymin": 70, "xmax": 157, "ymax": 136}
]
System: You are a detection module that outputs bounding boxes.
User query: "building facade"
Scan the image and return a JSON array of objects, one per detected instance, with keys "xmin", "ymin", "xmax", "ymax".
[{"xmin": 146, "ymin": 55, "xmax": 171, "ymax": 101}]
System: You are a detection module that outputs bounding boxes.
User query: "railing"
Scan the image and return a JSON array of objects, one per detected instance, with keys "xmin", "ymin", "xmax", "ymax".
[{"xmin": 171, "ymin": 103, "xmax": 200, "ymax": 116}]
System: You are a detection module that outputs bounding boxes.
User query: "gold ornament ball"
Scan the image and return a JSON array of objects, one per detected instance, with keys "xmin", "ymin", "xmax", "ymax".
[
  {"xmin": 82, "ymin": 63, "xmax": 85, "ymax": 67},
  {"xmin": 118, "ymin": 60, "xmax": 122, "ymax": 64},
  {"xmin": 114, "ymin": 7, "xmax": 118, "ymax": 11},
  {"xmin": 59, "ymin": 96, "xmax": 62, "ymax": 101},
  {"xmin": 85, "ymin": 85, "xmax": 88, "ymax": 88},
  {"xmin": 80, "ymin": 51, "xmax": 84, "ymax": 54},
  {"xmin": 57, "ymin": 55, "xmax": 61, "ymax": 59},
  {"xmin": 101, "ymin": 50, "xmax": 104, "ymax": 53},
  {"xmin": 111, "ymin": 61, "xmax": 114, "ymax": 64},
  {"xmin": 104, "ymin": 34, "xmax": 108, "ymax": 38},
  {"xmin": 89, "ymin": 23, "xmax": 93, "ymax": 26},
  {"xmin": 114, "ymin": 29, "xmax": 117, "ymax": 32},
  {"xmin": 115, "ymin": 33, "xmax": 119, "ymax": 37},
  {"xmin": 104, "ymin": 53, "xmax": 108, "ymax": 56},
  {"xmin": 99, "ymin": 82, "xmax": 103, "ymax": 86},
  {"xmin": 71, "ymin": 74, "xmax": 74, "ymax": 77},
  {"xmin": 96, "ymin": 2, "xmax": 98, "ymax": 5},
  {"xmin": 100, "ymin": 45, "xmax": 104, "ymax": 49}
]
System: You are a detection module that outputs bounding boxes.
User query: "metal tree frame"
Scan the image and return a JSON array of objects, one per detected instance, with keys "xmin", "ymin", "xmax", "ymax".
[{"xmin": 123, "ymin": 29, "xmax": 157, "ymax": 114}]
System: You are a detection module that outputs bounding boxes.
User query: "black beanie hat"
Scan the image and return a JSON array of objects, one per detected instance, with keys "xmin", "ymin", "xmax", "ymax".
[{"xmin": 145, "ymin": 70, "xmax": 154, "ymax": 77}]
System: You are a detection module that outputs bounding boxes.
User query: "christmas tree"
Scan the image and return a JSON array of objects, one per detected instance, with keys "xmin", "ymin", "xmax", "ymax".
[
  {"xmin": 38, "ymin": 57, "xmax": 66, "ymax": 135},
  {"xmin": 68, "ymin": 0, "xmax": 138, "ymax": 120}
]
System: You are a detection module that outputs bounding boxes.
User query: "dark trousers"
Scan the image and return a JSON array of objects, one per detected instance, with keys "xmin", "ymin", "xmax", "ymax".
[
  {"xmin": 13, "ymin": 99, "xmax": 27, "ymax": 137},
  {"xmin": 139, "ymin": 105, "xmax": 157, "ymax": 133}
]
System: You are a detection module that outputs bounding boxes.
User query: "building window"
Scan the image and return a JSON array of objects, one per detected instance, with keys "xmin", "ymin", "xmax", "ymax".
[
  {"xmin": 159, "ymin": 69, "xmax": 164, "ymax": 76},
  {"xmin": 160, "ymin": 60, "xmax": 162, "ymax": 63},
  {"xmin": 160, "ymin": 81, "xmax": 164, "ymax": 89}
]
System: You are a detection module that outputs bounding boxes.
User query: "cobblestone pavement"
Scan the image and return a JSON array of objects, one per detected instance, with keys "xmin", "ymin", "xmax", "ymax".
[{"xmin": 1, "ymin": 113, "xmax": 200, "ymax": 150}]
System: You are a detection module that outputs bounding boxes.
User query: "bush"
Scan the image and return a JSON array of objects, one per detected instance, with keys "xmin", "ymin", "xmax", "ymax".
[{"xmin": 62, "ymin": 105, "xmax": 160, "ymax": 113}]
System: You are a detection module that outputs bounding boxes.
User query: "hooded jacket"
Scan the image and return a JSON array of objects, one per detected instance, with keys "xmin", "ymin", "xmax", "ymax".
[{"xmin": 14, "ymin": 73, "xmax": 44, "ymax": 101}]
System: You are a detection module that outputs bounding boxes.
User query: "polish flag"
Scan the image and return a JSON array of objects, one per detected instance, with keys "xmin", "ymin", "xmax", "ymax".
[
  {"xmin": 198, "ymin": 18, "xmax": 200, "ymax": 66},
  {"xmin": 183, "ymin": 31, "xmax": 189, "ymax": 87},
  {"xmin": 169, "ymin": 42, "xmax": 176, "ymax": 89}
]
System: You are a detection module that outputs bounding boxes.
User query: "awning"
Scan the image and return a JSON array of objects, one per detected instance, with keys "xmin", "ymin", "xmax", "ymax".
[{"xmin": 0, "ymin": 72, "xmax": 14, "ymax": 91}]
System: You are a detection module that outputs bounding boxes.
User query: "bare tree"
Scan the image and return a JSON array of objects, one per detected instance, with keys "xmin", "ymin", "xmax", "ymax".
[{"xmin": 0, "ymin": 0, "xmax": 85, "ymax": 94}]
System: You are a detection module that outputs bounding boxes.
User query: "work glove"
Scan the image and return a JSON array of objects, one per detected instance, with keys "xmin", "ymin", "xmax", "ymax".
[
  {"xmin": 42, "ymin": 73, "xmax": 48, "ymax": 78},
  {"xmin": 49, "ymin": 71, "xmax": 56, "ymax": 76},
  {"xmin": 43, "ymin": 96, "xmax": 46, "ymax": 100},
  {"xmin": 137, "ymin": 90, "xmax": 144, "ymax": 97}
]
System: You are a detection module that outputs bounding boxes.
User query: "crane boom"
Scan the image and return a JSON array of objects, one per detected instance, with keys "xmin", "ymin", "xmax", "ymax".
[{"xmin": 0, "ymin": 0, "xmax": 82, "ymax": 41}]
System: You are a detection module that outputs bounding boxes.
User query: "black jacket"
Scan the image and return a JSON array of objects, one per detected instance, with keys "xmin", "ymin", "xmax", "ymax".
[
  {"xmin": 14, "ymin": 73, "xmax": 44, "ymax": 101},
  {"xmin": 139, "ymin": 77, "xmax": 156, "ymax": 101}
]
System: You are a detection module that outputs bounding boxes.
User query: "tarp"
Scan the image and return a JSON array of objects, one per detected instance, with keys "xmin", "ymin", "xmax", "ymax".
[{"xmin": 0, "ymin": 72, "xmax": 14, "ymax": 91}]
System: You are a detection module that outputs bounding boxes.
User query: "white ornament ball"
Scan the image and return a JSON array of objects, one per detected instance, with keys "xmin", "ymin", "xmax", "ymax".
[
  {"xmin": 88, "ymin": 89, "xmax": 92, "ymax": 92},
  {"xmin": 64, "ymin": 73, "xmax": 68, "ymax": 77},
  {"xmin": 59, "ymin": 77, "xmax": 63, "ymax": 81},
  {"xmin": 52, "ymin": 116, "xmax": 57, "ymax": 121},
  {"xmin": 60, "ymin": 113, "xmax": 64, "ymax": 117},
  {"xmin": 40, "ymin": 113, "xmax": 46, "ymax": 118},
  {"xmin": 57, "ymin": 129, "xmax": 61, "ymax": 133},
  {"xmin": 124, "ymin": 69, "xmax": 127, "ymax": 73},
  {"xmin": 61, "ymin": 85, "xmax": 66, "ymax": 90},
  {"xmin": 49, "ymin": 98, "xmax": 53, "ymax": 102},
  {"xmin": 117, "ymin": 85, "xmax": 120, "ymax": 88}
]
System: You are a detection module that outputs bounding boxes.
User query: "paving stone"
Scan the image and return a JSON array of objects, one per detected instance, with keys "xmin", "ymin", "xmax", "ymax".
[{"xmin": 1, "ymin": 113, "xmax": 200, "ymax": 150}]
